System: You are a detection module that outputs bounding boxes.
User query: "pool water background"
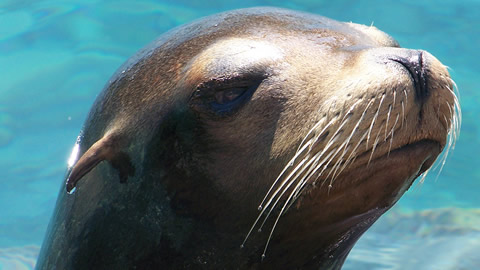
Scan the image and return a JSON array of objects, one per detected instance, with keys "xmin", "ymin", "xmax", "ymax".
[{"xmin": 0, "ymin": 0, "xmax": 478, "ymax": 269}]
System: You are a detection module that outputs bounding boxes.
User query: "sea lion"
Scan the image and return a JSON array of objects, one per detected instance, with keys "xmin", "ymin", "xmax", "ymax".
[{"xmin": 36, "ymin": 7, "xmax": 460, "ymax": 270}]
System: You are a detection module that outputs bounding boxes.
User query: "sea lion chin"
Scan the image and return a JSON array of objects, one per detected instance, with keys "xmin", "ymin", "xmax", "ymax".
[{"xmin": 36, "ymin": 7, "xmax": 460, "ymax": 270}]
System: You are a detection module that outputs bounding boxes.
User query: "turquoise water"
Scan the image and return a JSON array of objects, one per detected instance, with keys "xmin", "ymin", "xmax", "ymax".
[{"xmin": 0, "ymin": 0, "xmax": 478, "ymax": 269}]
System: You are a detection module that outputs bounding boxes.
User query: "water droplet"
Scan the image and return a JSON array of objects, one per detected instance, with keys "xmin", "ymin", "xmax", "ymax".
[
  {"xmin": 257, "ymin": 205, "xmax": 262, "ymax": 211},
  {"xmin": 257, "ymin": 229, "xmax": 262, "ymax": 233},
  {"xmin": 67, "ymin": 186, "xmax": 76, "ymax": 195},
  {"xmin": 240, "ymin": 244, "xmax": 244, "ymax": 249}
]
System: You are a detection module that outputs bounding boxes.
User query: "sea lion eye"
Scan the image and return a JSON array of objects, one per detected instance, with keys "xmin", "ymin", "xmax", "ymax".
[
  {"xmin": 214, "ymin": 87, "xmax": 247, "ymax": 105},
  {"xmin": 210, "ymin": 82, "xmax": 261, "ymax": 115},
  {"xmin": 190, "ymin": 77, "xmax": 264, "ymax": 116}
]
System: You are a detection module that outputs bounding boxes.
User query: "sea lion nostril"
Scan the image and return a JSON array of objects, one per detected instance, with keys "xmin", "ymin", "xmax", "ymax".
[{"xmin": 389, "ymin": 51, "xmax": 429, "ymax": 103}]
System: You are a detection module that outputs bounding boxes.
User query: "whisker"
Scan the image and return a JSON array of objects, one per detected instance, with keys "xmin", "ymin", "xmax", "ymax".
[
  {"xmin": 335, "ymin": 129, "xmax": 369, "ymax": 178},
  {"xmin": 261, "ymin": 156, "xmax": 346, "ymax": 249},
  {"xmin": 259, "ymin": 115, "xmax": 343, "ymax": 212},
  {"xmin": 322, "ymin": 138, "xmax": 351, "ymax": 183},
  {"xmin": 388, "ymin": 113, "xmax": 400, "ymax": 156},
  {"xmin": 401, "ymin": 100, "xmax": 405, "ymax": 128},
  {"xmin": 367, "ymin": 126, "xmax": 383, "ymax": 166},
  {"xmin": 330, "ymin": 99, "xmax": 374, "ymax": 179},
  {"xmin": 403, "ymin": 88, "xmax": 408, "ymax": 109},
  {"xmin": 244, "ymin": 76, "xmax": 462, "ymax": 258},
  {"xmin": 392, "ymin": 90, "xmax": 397, "ymax": 111},
  {"xmin": 242, "ymin": 141, "xmax": 316, "ymax": 247},
  {"xmin": 297, "ymin": 117, "xmax": 335, "ymax": 154},
  {"xmin": 418, "ymin": 167, "xmax": 431, "ymax": 184},
  {"xmin": 258, "ymin": 140, "xmax": 313, "ymax": 211},
  {"xmin": 385, "ymin": 104, "xmax": 392, "ymax": 141},
  {"xmin": 447, "ymin": 84, "xmax": 462, "ymax": 140},
  {"xmin": 309, "ymin": 100, "xmax": 365, "ymax": 186},
  {"xmin": 257, "ymin": 107, "xmax": 356, "ymax": 234},
  {"xmin": 242, "ymin": 151, "xmax": 313, "ymax": 247},
  {"xmin": 286, "ymin": 150, "xmax": 337, "ymax": 210},
  {"xmin": 367, "ymin": 94, "xmax": 385, "ymax": 149},
  {"xmin": 342, "ymin": 99, "xmax": 374, "ymax": 155},
  {"xmin": 257, "ymin": 153, "xmax": 321, "ymax": 232},
  {"xmin": 282, "ymin": 118, "xmax": 352, "ymax": 205},
  {"xmin": 261, "ymin": 156, "xmax": 309, "ymax": 218},
  {"xmin": 422, "ymin": 79, "xmax": 461, "ymax": 183},
  {"xmin": 258, "ymin": 143, "xmax": 340, "ymax": 247}
]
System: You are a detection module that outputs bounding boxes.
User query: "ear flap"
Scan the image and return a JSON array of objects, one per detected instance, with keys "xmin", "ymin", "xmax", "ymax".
[{"xmin": 65, "ymin": 133, "xmax": 135, "ymax": 193}]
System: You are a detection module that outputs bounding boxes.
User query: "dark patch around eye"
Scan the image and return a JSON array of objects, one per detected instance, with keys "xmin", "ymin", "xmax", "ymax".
[{"xmin": 190, "ymin": 77, "xmax": 263, "ymax": 116}]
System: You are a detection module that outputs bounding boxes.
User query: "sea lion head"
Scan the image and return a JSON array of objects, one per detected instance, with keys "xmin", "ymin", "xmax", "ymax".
[{"xmin": 37, "ymin": 7, "xmax": 460, "ymax": 270}]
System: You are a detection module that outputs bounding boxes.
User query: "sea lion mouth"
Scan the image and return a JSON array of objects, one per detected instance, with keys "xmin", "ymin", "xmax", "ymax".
[
  {"xmin": 347, "ymin": 139, "xmax": 442, "ymax": 185},
  {"xmin": 240, "ymin": 138, "xmax": 443, "ymax": 259}
]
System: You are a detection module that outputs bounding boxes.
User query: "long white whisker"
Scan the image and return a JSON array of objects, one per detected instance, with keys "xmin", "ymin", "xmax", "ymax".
[
  {"xmin": 297, "ymin": 117, "xmax": 335, "ymax": 154},
  {"xmin": 385, "ymin": 104, "xmax": 392, "ymax": 141},
  {"xmin": 402, "ymin": 89, "xmax": 408, "ymax": 129},
  {"xmin": 335, "ymin": 130, "xmax": 369, "ymax": 177},
  {"xmin": 403, "ymin": 88, "xmax": 408, "ymax": 109},
  {"xmin": 287, "ymin": 150, "xmax": 336, "ymax": 210},
  {"xmin": 294, "ymin": 100, "xmax": 373, "ymax": 195},
  {"xmin": 367, "ymin": 126, "xmax": 383, "ymax": 166},
  {"xmin": 263, "ymin": 146, "xmax": 340, "ymax": 258},
  {"xmin": 258, "ymin": 140, "xmax": 313, "ymax": 210},
  {"xmin": 242, "ymin": 141, "xmax": 314, "ymax": 247},
  {"xmin": 261, "ymin": 156, "xmax": 309, "ymax": 216},
  {"xmin": 272, "ymin": 113, "xmax": 353, "ymax": 214},
  {"xmin": 367, "ymin": 94, "xmax": 385, "ymax": 149},
  {"xmin": 329, "ymin": 99, "xmax": 375, "ymax": 178},
  {"xmin": 392, "ymin": 90, "xmax": 397, "ymax": 112},
  {"xmin": 260, "ymin": 115, "xmax": 353, "ymax": 227},
  {"xmin": 424, "ymin": 79, "xmax": 461, "ymax": 183},
  {"xmin": 322, "ymin": 137, "xmax": 351, "ymax": 183},
  {"xmin": 418, "ymin": 168, "xmax": 431, "ymax": 184},
  {"xmin": 388, "ymin": 113, "xmax": 400, "ymax": 156},
  {"xmin": 260, "ymin": 113, "xmax": 345, "ymax": 212},
  {"xmin": 245, "ymin": 76, "xmax": 462, "ymax": 257},
  {"xmin": 257, "ymin": 153, "xmax": 319, "ymax": 232}
]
